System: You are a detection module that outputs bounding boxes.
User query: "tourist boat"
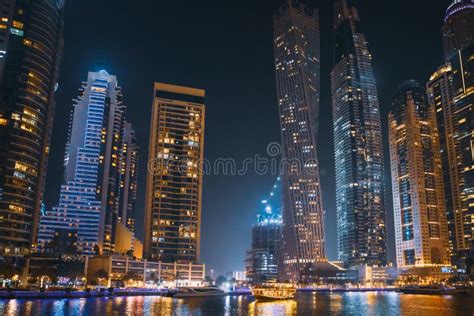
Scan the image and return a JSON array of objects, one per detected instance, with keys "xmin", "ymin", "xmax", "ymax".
[
  {"xmin": 400, "ymin": 284, "xmax": 469, "ymax": 295},
  {"xmin": 173, "ymin": 286, "xmax": 226, "ymax": 298},
  {"xmin": 251, "ymin": 283, "xmax": 297, "ymax": 301}
]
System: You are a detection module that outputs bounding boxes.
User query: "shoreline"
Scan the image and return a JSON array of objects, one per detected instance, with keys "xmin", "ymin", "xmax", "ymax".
[{"xmin": 0, "ymin": 288, "xmax": 399, "ymax": 300}]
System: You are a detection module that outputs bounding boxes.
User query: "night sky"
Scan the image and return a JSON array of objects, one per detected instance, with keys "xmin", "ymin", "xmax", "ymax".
[{"xmin": 44, "ymin": 0, "xmax": 449, "ymax": 276}]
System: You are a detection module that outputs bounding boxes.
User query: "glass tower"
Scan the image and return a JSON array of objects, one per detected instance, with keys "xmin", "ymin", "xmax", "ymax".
[
  {"xmin": 144, "ymin": 83, "xmax": 205, "ymax": 264},
  {"xmin": 331, "ymin": 0, "xmax": 386, "ymax": 267},
  {"xmin": 118, "ymin": 122, "xmax": 138, "ymax": 234},
  {"xmin": 0, "ymin": 0, "xmax": 64, "ymax": 255},
  {"xmin": 273, "ymin": 1, "xmax": 326, "ymax": 282},
  {"xmin": 441, "ymin": 0, "xmax": 474, "ymax": 60},
  {"xmin": 246, "ymin": 178, "xmax": 282, "ymax": 284},
  {"xmin": 38, "ymin": 70, "xmax": 130, "ymax": 255},
  {"xmin": 389, "ymin": 80, "xmax": 450, "ymax": 268}
]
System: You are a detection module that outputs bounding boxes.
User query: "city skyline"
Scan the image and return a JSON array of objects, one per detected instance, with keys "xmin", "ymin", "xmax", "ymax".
[{"xmin": 37, "ymin": 0, "xmax": 464, "ymax": 276}]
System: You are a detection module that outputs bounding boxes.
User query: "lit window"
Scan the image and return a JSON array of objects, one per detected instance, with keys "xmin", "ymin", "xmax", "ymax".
[
  {"xmin": 12, "ymin": 21, "xmax": 23, "ymax": 29},
  {"xmin": 10, "ymin": 28, "xmax": 24, "ymax": 37}
]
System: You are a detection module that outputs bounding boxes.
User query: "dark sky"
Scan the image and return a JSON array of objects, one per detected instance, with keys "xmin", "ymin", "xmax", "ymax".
[{"xmin": 44, "ymin": 0, "xmax": 449, "ymax": 276}]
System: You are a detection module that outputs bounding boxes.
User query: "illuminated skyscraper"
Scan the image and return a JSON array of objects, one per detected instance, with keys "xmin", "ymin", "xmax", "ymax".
[
  {"xmin": 0, "ymin": 0, "xmax": 65, "ymax": 255},
  {"xmin": 118, "ymin": 123, "xmax": 138, "ymax": 233},
  {"xmin": 441, "ymin": 0, "xmax": 474, "ymax": 59},
  {"xmin": 428, "ymin": 49, "xmax": 474, "ymax": 262},
  {"xmin": 389, "ymin": 80, "xmax": 450, "ymax": 268},
  {"xmin": 331, "ymin": 0, "xmax": 386, "ymax": 267},
  {"xmin": 273, "ymin": 1, "xmax": 325, "ymax": 282},
  {"xmin": 38, "ymin": 70, "xmax": 130, "ymax": 255},
  {"xmin": 144, "ymin": 83, "xmax": 205, "ymax": 263},
  {"xmin": 246, "ymin": 178, "xmax": 282, "ymax": 284}
]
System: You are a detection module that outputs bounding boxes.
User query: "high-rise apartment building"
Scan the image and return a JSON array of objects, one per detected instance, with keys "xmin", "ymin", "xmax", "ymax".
[
  {"xmin": 273, "ymin": 1, "xmax": 325, "ymax": 282},
  {"xmin": 450, "ymin": 45, "xmax": 474, "ymax": 254},
  {"xmin": 0, "ymin": 0, "xmax": 65, "ymax": 255},
  {"xmin": 389, "ymin": 80, "xmax": 450, "ymax": 268},
  {"xmin": 331, "ymin": 0, "xmax": 386, "ymax": 267},
  {"xmin": 441, "ymin": 0, "xmax": 474, "ymax": 60},
  {"xmin": 38, "ymin": 70, "xmax": 131, "ymax": 255},
  {"xmin": 118, "ymin": 122, "xmax": 138, "ymax": 233},
  {"xmin": 144, "ymin": 83, "xmax": 205, "ymax": 264}
]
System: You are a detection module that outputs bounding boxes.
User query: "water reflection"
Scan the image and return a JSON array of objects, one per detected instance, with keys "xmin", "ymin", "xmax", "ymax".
[
  {"xmin": 248, "ymin": 299, "xmax": 297, "ymax": 316},
  {"xmin": 0, "ymin": 292, "xmax": 472, "ymax": 315}
]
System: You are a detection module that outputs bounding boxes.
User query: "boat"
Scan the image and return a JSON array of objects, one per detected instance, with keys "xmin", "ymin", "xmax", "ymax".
[
  {"xmin": 251, "ymin": 283, "xmax": 297, "ymax": 301},
  {"xmin": 173, "ymin": 286, "xmax": 226, "ymax": 298},
  {"xmin": 399, "ymin": 284, "xmax": 469, "ymax": 295}
]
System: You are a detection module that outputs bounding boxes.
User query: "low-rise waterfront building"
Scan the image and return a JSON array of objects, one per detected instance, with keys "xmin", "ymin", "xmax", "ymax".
[{"xmin": 85, "ymin": 255, "xmax": 205, "ymax": 287}]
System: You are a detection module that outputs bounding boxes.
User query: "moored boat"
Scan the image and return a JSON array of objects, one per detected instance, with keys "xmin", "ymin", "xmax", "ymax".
[
  {"xmin": 400, "ymin": 284, "xmax": 469, "ymax": 295},
  {"xmin": 173, "ymin": 286, "xmax": 226, "ymax": 298},
  {"xmin": 251, "ymin": 283, "xmax": 297, "ymax": 301}
]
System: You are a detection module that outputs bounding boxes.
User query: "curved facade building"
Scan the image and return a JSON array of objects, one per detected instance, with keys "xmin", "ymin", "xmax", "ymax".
[
  {"xmin": 38, "ymin": 70, "xmax": 128, "ymax": 255},
  {"xmin": 0, "ymin": 0, "xmax": 64, "ymax": 255},
  {"xmin": 331, "ymin": 0, "xmax": 386, "ymax": 268},
  {"xmin": 273, "ymin": 1, "xmax": 326, "ymax": 282},
  {"xmin": 442, "ymin": 0, "xmax": 474, "ymax": 59},
  {"xmin": 389, "ymin": 80, "xmax": 450, "ymax": 268}
]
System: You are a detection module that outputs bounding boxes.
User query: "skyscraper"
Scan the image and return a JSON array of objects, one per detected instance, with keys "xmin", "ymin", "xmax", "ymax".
[
  {"xmin": 427, "ymin": 64, "xmax": 461, "ymax": 258},
  {"xmin": 38, "ymin": 70, "xmax": 130, "ymax": 255},
  {"xmin": 449, "ymin": 44, "xmax": 474, "ymax": 255},
  {"xmin": 331, "ymin": 0, "xmax": 386, "ymax": 267},
  {"xmin": 246, "ymin": 178, "xmax": 282, "ymax": 284},
  {"xmin": 0, "ymin": 0, "xmax": 65, "ymax": 255},
  {"xmin": 389, "ymin": 80, "xmax": 450, "ymax": 268},
  {"xmin": 441, "ymin": 0, "xmax": 474, "ymax": 60},
  {"xmin": 273, "ymin": 1, "xmax": 325, "ymax": 282},
  {"xmin": 144, "ymin": 83, "xmax": 205, "ymax": 263},
  {"xmin": 118, "ymin": 123, "xmax": 138, "ymax": 233}
]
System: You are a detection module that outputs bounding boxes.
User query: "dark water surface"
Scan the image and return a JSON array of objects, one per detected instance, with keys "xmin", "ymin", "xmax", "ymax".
[{"xmin": 0, "ymin": 292, "xmax": 473, "ymax": 315}]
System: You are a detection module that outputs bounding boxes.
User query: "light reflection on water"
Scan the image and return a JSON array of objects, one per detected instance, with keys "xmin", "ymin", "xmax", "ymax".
[{"xmin": 0, "ymin": 292, "xmax": 472, "ymax": 315}]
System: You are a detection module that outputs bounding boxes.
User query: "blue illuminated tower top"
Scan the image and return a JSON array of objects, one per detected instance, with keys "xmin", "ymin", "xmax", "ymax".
[{"xmin": 256, "ymin": 177, "xmax": 282, "ymax": 226}]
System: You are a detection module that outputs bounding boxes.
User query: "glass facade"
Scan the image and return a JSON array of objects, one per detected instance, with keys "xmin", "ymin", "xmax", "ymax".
[
  {"xmin": 246, "ymin": 178, "xmax": 282, "ymax": 284},
  {"xmin": 37, "ymin": 71, "xmax": 132, "ymax": 255},
  {"xmin": 0, "ymin": 0, "xmax": 64, "ymax": 255},
  {"xmin": 273, "ymin": 1, "xmax": 325, "ymax": 282},
  {"xmin": 331, "ymin": 0, "xmax": 386, "ymax": 267},
  {"xmin": 144, "ymin": 83, "xmax": 205, "ymax": 264},
  {"xmin": 118, "ymin": 122, "xmax": 138, "ymax": 234},
  {"xmin": 441, "ymin": 0, "xmax": 474, "ymax": 60},
  {"xmin": 389, "ymin": 80, "xmax": 450, "ymax": 268}
]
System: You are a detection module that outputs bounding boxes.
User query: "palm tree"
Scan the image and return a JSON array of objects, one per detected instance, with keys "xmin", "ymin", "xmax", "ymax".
[{"xmin": 95, "ymin": 269, "xmax": 109, "ymax": 285}]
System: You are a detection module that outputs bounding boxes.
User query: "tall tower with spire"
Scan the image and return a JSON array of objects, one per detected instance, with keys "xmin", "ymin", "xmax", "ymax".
[
  {"xmin": 273, "ymin": 0, "xmax": 326, "ymax": 282},
  {"xmin": 331, "ymin": 0, "xmax": 386, "ymax": 268}
]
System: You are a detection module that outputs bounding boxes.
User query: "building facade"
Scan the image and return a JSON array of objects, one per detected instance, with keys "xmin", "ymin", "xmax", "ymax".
[
  {"xmin": 273, "ymin": 0, "xmax": 326, "ymax": 283},
  {"xmin": 86, "ymin": 255, "xmax": 205, "ymax": 287},
  {"xmin": 37, "ymin": 70, "xmax": 133, "ymax": 255},
  {"xmin": 118, "ymin": 122, "xmax": 138, "ymax": 233},
  {"xmin": 0, "ymin": 0, "xmax": 64, "ymax": 255},
  {"xmin": 144, "ymin": 83, "xmax": 205, "ymax": 264},
  {"xmin": 246, "ymin": 178, "xmax": 282, "ymax": 284},
  {"xmin": 389, "ymin": 80, "xmax": 450, "ymax": 268},
  {"xmin": 331, "ymin": 0, "xmax": 386, "ymax": 267},
  {"xmin": 441, "ymin": 0, "xmax": 474, "ymax": 60},
  {"xmin": 450, "ymin": 45, "xmax": 474, "ymax": 256}
]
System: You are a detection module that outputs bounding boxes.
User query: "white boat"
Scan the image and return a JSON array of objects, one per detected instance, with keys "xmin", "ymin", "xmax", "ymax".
[
  {"xmin": 251, "ymin": 283, "xmax": 297, "ymax": 301},
  {"xmin": 173, "ymin": 286, "xmax": 226, "ymax": 298}
]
